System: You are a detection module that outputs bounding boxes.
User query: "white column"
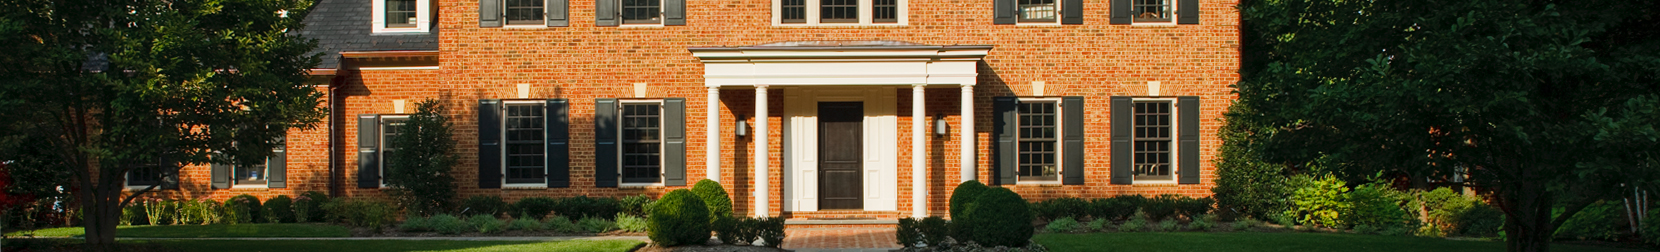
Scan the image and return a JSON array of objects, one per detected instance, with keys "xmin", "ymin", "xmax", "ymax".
[
  {"xmin": 706, "ymin": 87, "xmax": 721, "ymax": 182},
  {"xmin": 960, "ymin": 84, "xmax": 976, "ymax": 182},
  {"xmin": 753, "ymin": 85, "xmax": 770, "ymax": 217},
  {"xmin": 911, "ymin": 84, "xmax": 927, "ymax": 218}
]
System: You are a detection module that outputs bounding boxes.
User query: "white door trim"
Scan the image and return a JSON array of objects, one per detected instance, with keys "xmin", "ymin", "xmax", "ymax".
[{"xmin": 783, "ymin": 87, "xmax": 899, "ymax": 212}]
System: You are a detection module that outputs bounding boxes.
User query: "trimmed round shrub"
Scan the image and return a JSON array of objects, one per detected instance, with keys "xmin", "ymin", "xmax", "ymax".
[
  {"xmin": 648, "ymin": 189, "xmax": 711, "ymax": 246},
  {"xmin": 692, "ymin": 179, "xmax": 733, "ymax": 223},
  {"xmin": 263, "ymin": 195, "xmax": 295, "ymax": 223},
  {"xmin": 512, "ymin": 197, "xmax": 559, "ymax": 220},
  {"xmin": 963, "ymin": 187, "xmax": 1033, "ymax": 247},
  {"xmin": 295, "ymin": 191, "xmax": 330, "ymax": 222},
  {"xmin": 948, "ymin": 180, "xmax": 989, "ymax": 242},
  {"xmin": 225, "ymin": 194, "xmax": 263, "ymax": 224}
]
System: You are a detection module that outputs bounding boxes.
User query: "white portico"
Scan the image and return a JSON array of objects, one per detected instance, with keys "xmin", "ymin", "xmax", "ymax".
[{"xmin": 690, "ymin": 41, "xmax": 990, "ymax": 218}]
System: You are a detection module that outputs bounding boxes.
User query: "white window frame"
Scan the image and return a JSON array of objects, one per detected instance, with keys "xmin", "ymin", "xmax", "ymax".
[
  {"xmin": 372, "ymin": 0, "xmax": 433, "ymax": 34},
  {"xmin": 379, "ymin": 115, "xmax": 410, "ymax": 188},
  {"xmin": 1015, "ymin": 97, "xmax": 1063, "ymax": 185},
  {"xmin": 500, "ymin": 101, "xmax": 549, "ymax": 188},
  {"xmin": 230, "ymin": 157, "xmax": 273, "ymax": 189},
  {"xmin": 1014, "ymin": 0, "xmax": 1061, "ymax": 25},
  {"xmin": 501, "ymin": 0, "xmax": 549, "ymax": 28},
  {"xmin": 618, "ymin": 99, "xmax": 666, "ymax": 188},
  {"xmin": 1130, "ymin": 0, "xmax": 1178, "ymax": 26},
  {"xmin": 1130, "ymin": 97, "xmax": 1179, "ymax": 184},
  {"xmin": 618, "ymin": 0, "xmax": 665, "ymax": 27},
  {"xmin": 771, "ymin": 0, "xmax": 908, "ymax": 26}
]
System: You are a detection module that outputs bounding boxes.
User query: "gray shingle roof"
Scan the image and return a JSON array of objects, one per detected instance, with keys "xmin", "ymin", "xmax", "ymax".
[{"xmin": 297, "ymin": 0, "xmax": 439, "ymax": 69}]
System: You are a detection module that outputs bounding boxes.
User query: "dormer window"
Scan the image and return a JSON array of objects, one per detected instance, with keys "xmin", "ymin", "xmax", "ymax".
[
  {"xmin": 374, "ymin": 0, "xmax": 432, "ymax": 33},
  {"xmin": 774, "ymin": 0, "xmax": 906, "ymax": 26}
]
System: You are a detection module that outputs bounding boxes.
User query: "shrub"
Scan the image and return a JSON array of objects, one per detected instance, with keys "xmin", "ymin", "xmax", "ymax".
[
  {"xmin": 1287, "ymin": 176, "xmax": 1349, "ymax": 228},
  {"xmin": 1230, "ymin": 218, "xmax": 1255, "ymax": 231},
  {"xmin": 897, "ymin": 218, "xmax": 921, "ymax": 247},
  {"xmin": 325, "ymin": 198, "xmax": 399, "ymax": 229},
  {"xmin": 1642, "ymin": 208, "xmax": 1660, "ymax": 245},
  {"xmin": 173, "ymin": 200, "xmax": 201, "ymax": 225},
  {"xmin": 964, "ymin": 187, "xmax": 1033, "ymax": 247},
  {"xmin": 383, "ymin": 99, "xmax": 459, "ymax": 216},
  {"xmin": 754, "ymin": 217, "xmax": 786, "ymax": 247},
  {"xmin": 430, "ymin": 214, "xmax": 469, "ymax": 234},
  {"xmin": 1177, "ymin": 197, "xmax": 1216, "ymax": 221},
  {"xmin": 1086, "ymin": 218, "xmax": 1108, "ymax": 232},
  {"xmin": 544, "ymin": 216, "xmax": 581, "ymax": 233},
  {"xmin": 1189, "ymin": 214, "xmax": 1217, "ymax": 231},
  {"xmin": 143, "ymin": 199, "xmax": 174, "ymax": 225},
  {"xmin": 224, "ymin": 194, "xmax": 263, "ymax": 224},
  {"xmin": 578, "ymin": 216, "xmax": 616, "ymax": 233},
  {"xmin": 948, "ymin": 180, "xmax": 990, "ymax": 242},
  {"xmin": 1143, "ymin": 195, "xmax": 1181, "ymax": 221},
  {"xmin": 1045, "ymin": 217, "xmax": 1081, "ymax": 233},
  {"xmin": 1034, "ymin": 197, "xmax": 1089, "ymax": 221},
  {"xmin": 1272, "ymin": 212, "xmax": 1297, "ymax": 228},
  {"xmin": 556, "ymin": 196, "xmax": 620, "ymax": 220},
  {"xmin": 1212, "ymin": 119, "xmax": 1295, "ymax": 220},
  {"xmin": 1352, "ymin": 224, "xmax": 1377, "ymax": 234},
  {"xmin": 918, "ymin": 216, "xmax": 948, "ymax": 246},
  {"xmin": 1455, "ymin": 202, "xmax": 1502, "ymax": 237},
  {"xmin": 295, "ymin": 191, "xmax": 330, "ymax": 223},
  {"xmin": 1091, "ymin": 196, "xmax": 1139, "ymax": 221},
  {"xmin": 1556, "ymin": 200, "xmax": 1623, "ymax": 240},
  {"xmin": 717, "ymin": 216, "xmax": 744, "ymax": 245},
  {"xmin": 400, "ymin": 216, "xmax": 432, "ymax": 232},
  {"xmin": 1120, "ymin": 211, "xmax": 1148, "ymax": 232},
  {"xmin": 616, "ymin": 213, "xmax": 648, "ymax": 232},
  {"xmin": 122, "ymin": 203, "xmax": 144, "ymax": 225},
  {"xmin": 648, "ymin": 189, "xmax": 710, "ymax": 246},
  {"xmin": 737, "ymin": 217, "xmax": 763, "ymax": 245},
  {"xmin": 508, "ymin": 217, "xmax": 543, "ymax": 231},
  {"xmin": 691, "ymin": 179, "xmax": 733, "ymax": 223},
  {"xmin": 263, "ymin": 195, "xmax": 295, "ymax": 223},
  {"xmin": 1155, "ymin": 219, "xmax": 1180, "ymax": 232},
  {"xmin": 1343, "ymin": 183, "xmax": 1415, "ymax": 232},
  {"xmin": 460, "ymin": 196, "xmax": 509, "ymax": 217},
  {"xmin": 511, "ymin": 197, "xmax": 559, "ymax": 220},
  {"xmin": 619, "ymin": 194, "xmax": 655, "ymax": 217},
  {"xmin": 469, "ymin": 214, "xmax": 506, "ymax": 234}
]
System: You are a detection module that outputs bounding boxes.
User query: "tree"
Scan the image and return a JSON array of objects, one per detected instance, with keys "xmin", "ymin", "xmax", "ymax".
[
  {"xmin": 1235, "ymin": 0, "xmax": 1660, "ymax": 251},
  {"xmin": 384, "ymin": 99, "xmax": 458, "ymax": 216},
  {"xmin": 0, "ymin": 0, "xmax": 322, "ymax": 245}
]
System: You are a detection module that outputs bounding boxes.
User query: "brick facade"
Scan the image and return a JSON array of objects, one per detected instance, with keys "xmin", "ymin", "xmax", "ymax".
[{"xmin": 147, "ymin": 0, "xmax": 1239, "ymax": 219}]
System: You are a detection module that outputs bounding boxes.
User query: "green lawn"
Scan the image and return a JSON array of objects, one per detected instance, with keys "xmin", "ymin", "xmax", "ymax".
[
  {"xmin": 5, "ymin": 224, "xmax": 351, "ymax": 238},
  {"xmin": 141, "ymin": 239, "xmax": 644, "ymax": 252},
  {"xmin": 1034, "ymin": 232, "xmax": 1649, "ymax": 252}
]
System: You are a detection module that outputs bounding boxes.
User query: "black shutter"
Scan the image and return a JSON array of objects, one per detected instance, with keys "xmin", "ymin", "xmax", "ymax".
[
  {"xmin": 1061, "ymin": 0, "xmax": 1083, "ymax": 24},
  {"xmin": 594, "ymin": 99, "xmax": 619, "ymax": 188},
  {"xmin": 478, "ymin": 100, "xmax": 503, "ymax": 189},
  {"xmin": 480, "ymin": 0, "xmax": 502, "ymax": 27},
  {"xmin": 1178, "ymin": 96, "xmax": 1201, "ymax": 184},
  {"xmin": 1177, "ymin": 0, "xmax": 1199, "ymax": 24},
  {"xmin": 662, "ymin": 0, "xmax": 685, "ymax": 25},
  {"xmin": 663, "ymin": 98, "xmax": 687, "ymax": 186},
  {"xmin": 993, "ymin": 0, "xmax": 1015, "ymax": 24},
  {"xmin": 992, "ymin": 97, "xmax": 1017, "ymax": 185},
  {"xmin": 1062, "ymin": 97, "xmax": 1085, "ymax": 185},
  {"xmin": 595, "ymin": 0, "xmax": 618, "ymax": 26},
  {"xmin": 1109, "ymin": 0, "xmax": 1131, "ymax": 24},
  {"xmin": 211, "ymin": 160, "xmax": 230, "ymax": 189},
  {"xmin": 356, "ymin": 115, "xmax": 381, "ymax": 188},
  {"xmin": 268, "ymin": 134, "xmax": 288, "ymax": 188},
  {"xmin": 546, "ymin": 99, "xmax": 570, "ymax": 188},
  {"xmin": 1110, "ymin": 97, "xmax": 1132, "ymax": 184},
  {"xmin": 547, "ymin": 0, "xmax": 569, "ymax": 26}
]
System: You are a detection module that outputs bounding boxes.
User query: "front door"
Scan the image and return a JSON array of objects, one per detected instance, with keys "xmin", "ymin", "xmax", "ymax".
[{"xmin": 818, "ymin": 102, "xmax": 864, "ymax": 210}]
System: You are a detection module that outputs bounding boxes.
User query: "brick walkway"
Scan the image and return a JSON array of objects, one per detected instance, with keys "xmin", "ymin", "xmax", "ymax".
[{"xmin": 782, "ymin": 227, "xmax": 899, "ymax": 250}]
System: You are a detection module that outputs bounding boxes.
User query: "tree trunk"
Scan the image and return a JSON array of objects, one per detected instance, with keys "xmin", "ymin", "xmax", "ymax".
[
  {"xmin": 1495, "ymin": 179, "xmax": 1556, "ymax": 252},
  {"xmin": 81, "ymin": 185, "xmax": 121, "ymax": 246}
]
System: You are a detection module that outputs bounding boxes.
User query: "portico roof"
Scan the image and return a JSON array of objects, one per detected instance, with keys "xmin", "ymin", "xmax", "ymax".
[{"xmin": 688, "ymin": 40, "xmax": 992, "ymax": 87}]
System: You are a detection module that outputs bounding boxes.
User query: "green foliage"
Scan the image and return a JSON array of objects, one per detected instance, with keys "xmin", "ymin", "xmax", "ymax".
[
  {"xmin": 1344, "ymin": 183, "xmax": 1417, "ymax": 232},
  {"xmin": 1086, "ymin": 218, "xmax": 1108, "ymax": 232},
  {"xmin": 577, "ymin": 216, "xmax": 616, "ymax": 233},
  {"xmin": 1189, "ymin": 214, "xmax": 1217, "ymax": 231},
  {"xmin": 554, "ymin": 196, "xmax": 619, "ymax": 220},
  {"xmin": 176, "ymin": 199, "xmax": 223, "ymax": 225},
  {"xmin": 324, "ymin": 198, "xmax": 399, "ymax": 230},
  {"xmin": 224, "ymin": 195, "xmax": 263, "ymax": 224},
  {"xmin": 1213, "ymin": 103, "xmax": 1294, "ymax": 220},
  {"xmin": 715, "ymin": 216, "xmax": 743, "ymax": 245},
  {"xmin": 429, "ymin": 214, "xmax": 470, "ymax": 234},
  {"xmin": 948, "ymin": 180, "xmax": 989, "ymax": 242},
  {"xmin": 511, "ymin": 197, "xmax": 560, "ymax": 220},
  {"xmin": 754, "ymin": 217, "xmax": 786, "ymax": 247},
  {"xmin": 508, "ymin": 217, "xmax": 543, "ymax": 231},
  {"xmin": 1155, "ymin": 220, "xmax": 1180, "ymax": 232},
  {"xmin": 468, "ymin": 214, "xmax": 506, "ymax": 234},
  {"xmin": 1142, "ymin": 195, "xmax": 1181, "ymax": 221},
  {"xmin": 964, "ymin": 187, "xmax": 1034, "ymax": 247},
  {"xmin": 122, "ymin": 204, "xmax": 145, "ymax": 226},
  {"xmin": 400, "ymin": 215, "xmax": 433, "ymax": 232},
  {"xmin": 544, "ymin": 216, "xmax": 580, "ymax": 233},
  {"xmin": 1287, "ymin": 176, "xmax": 1349, "ymax": 228},
  {"xmin": 142, "ymin": 199, "xmax": 175, "ymax": 225},
  {"xmin": 1231, "ymin": 218, "xmax": 1256, "ymax": 231},
  {"xmin": 618, "ymin": 194, "xmax": 655, "ymax": 217},
  {"xmin": 263, "ymin": 195, "xmax": 295, "ymax": 223},
  {"xmin": 294, "ymin": 191, "xmax": 330, "ymax": 223},
  {"xmin": 1556, "ymin": 201, "xmax": 1624, "ymax": 240},
  {"xmin": 615, "ymin": 213, "xmax": 648, "ymax": 233},
  {"xmin": 1416, "ymin": 188, "xmax": 1500, "ymax": 237},
  {"xmin": 1045, "ymin": 217, "xmax": 1081, "ymax": 233},
  {"xmin": 1092, "ymin": 195, "xmax": 1143, "ymax": 221},
  {"xmin": 1643, "ymin": 208, "xmax": 1660, "ymax": 245},
  {"xmin": 691, "ymin": 179, "xmax": 733, "ymax": 223},
  {"xmin": 460, "ymin": 196, "xmax": 508, "ymax": 217},
  {"xmin": 896, "ymin": 218, "xmax": 920, "ymax": 247},
  {"xmin": 736, "ymin": 217, "xmax": 762, "ymax": 245},
  {"xmin": 1177, "ymin": 197, "xmax": 1217, "ymax": 221},
  {"xmin": 1034, "ymin": 197, "xmax": 1090, "ymax": 221},
  {"xmin": 648, "ymin": 189, "xmax": 709, "ymax": 246},
  {"xmin": 1455, "ymin": 204, "xmax": 1503, "ymax": 237},
  {"xmin": 918, "ymin": 216, "xmax": 948, "ymax": 246},
  {"xmin": 1120, "ymin": 211, "xmax": 1148, "ymax": 232},
  {"xmin": 384, "ymin": 99, "xmax": 459, "ymax": 217}
]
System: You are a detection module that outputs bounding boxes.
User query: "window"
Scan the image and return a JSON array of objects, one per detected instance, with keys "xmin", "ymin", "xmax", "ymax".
[
  {"xmin": 504, "ymin": 103, "xmax": 546, "ymax": 184},
  {"xmin": 126, "ymin": 165, "xmax": 176, "ymax": 188},
  {"xmin": 505, "ymin": 0, "xmax": 545, "ymax": 25},
  {"xmin": 1132, "ymin": 0, "xmax": 1170, "ymax": 23},
  {"xmin": 1017, "ymin": 0, "xmax": 1056, "ymax": 23},
  {"xmin": 373, "ymin": 0, "xmax": 432, "ymax": 33},
  {"xmin": 379, "ymin": 116, "xmax": 408, "ymax": 185},
  {"xmin": 1132, "ymin": 101, "xmax": 1173, "ymax": 181},
  {"xmin": 622, "ymin": 0, "xmax": 661, "ymax": 24},
  {"xmin": 774, "ymin": 0, "xmax": 904, "ymax": 25},
  {"xmin": 1016, "ymin": 99, "xmax": 1060, "ymax": 183},
  {"xmin": 230, "ymin": 135, "xmax": 287, "ymax": 188},
  {"xmin": 620, "ymin": 102, "xmax": 662, "ymax": 184}
]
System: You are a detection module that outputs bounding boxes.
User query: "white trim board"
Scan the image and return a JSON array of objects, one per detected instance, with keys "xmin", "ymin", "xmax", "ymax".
[{"xmin": 782, "ymin": 87, "xmax": 899, "ymax": 212}]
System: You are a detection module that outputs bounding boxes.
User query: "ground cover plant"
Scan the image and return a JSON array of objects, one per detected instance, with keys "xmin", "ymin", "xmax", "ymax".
[{"xmin": 5, "ymin": 223, "xmax": 350, "ymax": 238}]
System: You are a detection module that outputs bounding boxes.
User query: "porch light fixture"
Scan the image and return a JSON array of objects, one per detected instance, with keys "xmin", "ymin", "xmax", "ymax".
[
  {"xmin": 736, "ymin": 115, "xmax": 749, "ymax": 138},
  {"xmin": 933, "ymin": 113, "xmax": 947, "ymax": 137}
]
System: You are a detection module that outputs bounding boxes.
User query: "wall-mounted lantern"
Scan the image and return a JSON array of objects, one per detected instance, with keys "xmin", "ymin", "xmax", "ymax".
[
  {"xmin": 933, "ymin": 113, "xmax": 948, "ymax": 137},
  {"xmin": 736, "ymin": 115, "xmax": 749, "ymax": 138}
]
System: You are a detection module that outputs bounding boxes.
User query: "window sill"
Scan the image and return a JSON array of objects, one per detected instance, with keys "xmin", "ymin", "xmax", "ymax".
[
  {"xmin": 502, "ymin": 184, "xmax": 548, "ymax": 190},
  {"xmin": 231, "ymin": 185, "xmax": 270, "ymax": 191},
  {"xmin": 372, "ymin": 29, "xmax": 429, "ymax": 35},
  {"xmin": 502, "ymin": 25, "xmax": 552, "ymax": 29},
  {"xmin": 1015, "ymin": 182, "xmax": 1064, "ymax": 187},
  {"xmin": 1014, "ymin": 22, "xmax": 1062, "ymax": 27},
  {"xmin": 771, "ymin": 24, "xmax": 907, "ymax": 29},
  {"xmin": 1129, "ymin": 23, "xmax": 1178, "ymax": 27},
  {"xmin": 1130, "ymin": 181, "xmax": 1178, "ymax": 187},
  {"xmin": 619, "ymin": 24, "xmax": 665, "ymax": 29},
  {"xmin": 619, "ymin": 183, "xmax": 664, "ymax": 188}
]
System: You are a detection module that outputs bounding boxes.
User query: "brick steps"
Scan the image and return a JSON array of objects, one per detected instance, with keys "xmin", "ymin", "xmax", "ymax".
[{"xmin": 783, "ymin": 211, "xmax": 901, "ymax": 229}]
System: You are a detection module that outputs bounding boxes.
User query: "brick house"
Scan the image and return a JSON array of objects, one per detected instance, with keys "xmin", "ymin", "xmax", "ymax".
[{"xmin": 140, "ymin": 0, "xmax": 1239, "ymax": 219}]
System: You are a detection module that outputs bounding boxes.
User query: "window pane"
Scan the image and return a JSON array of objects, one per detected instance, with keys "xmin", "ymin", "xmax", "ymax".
[
  {"xmin": 820, "ymin": 0, "xmax": 857, "ymax": 23},
  {"xmin": 1132, "ymin": 102, "xmax": 1173, "ymax": 181},
  {"xmin": 621, "ymin": 104, "xmax": 662, "ymax": 183},
  {"xmin": 505, "ymin": 0, "xmax": 545, "ymax": 25},
  {"xmin": 1018, "ymin": 0, "xmax": 1056, "ymax": 22},
  {"xmin": 235, "ymin": 163, "xmax": 268, "ymax": 186},
  {"xmin": 381, "ymin": 118, "xmax": 408, "ymax": 184},
  {"xmin": 505, "ymin": 104, "xmax": 546, "ymax": 184},
  {"xmin": 622, "ymin": 0, "xmax": 661, "ymax": 24},
  {"xmin": 1132, "ymin": 0, "xmax": 1170, "ymax": 22},
  {"xmin": 386, "ymin": 0, "xmax": 418, "ymax": 28},
  {"xmin": 1016, "ymin": 101, "xmax": 1059, "ymax": 182},
  {"xmin": 872, "ymin": 0, "xmax": 897, "ymax": 23}
]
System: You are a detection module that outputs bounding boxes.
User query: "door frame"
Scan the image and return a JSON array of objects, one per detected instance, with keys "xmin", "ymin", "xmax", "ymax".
[{"xmin": 782, "ymin": 87, "xmax": 899, "ymax": 212}]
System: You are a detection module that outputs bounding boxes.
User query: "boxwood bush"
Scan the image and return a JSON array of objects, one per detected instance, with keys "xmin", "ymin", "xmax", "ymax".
[
  {"xmin": 1091, "ymin": 196, "xmax": 1139, "ymax": 221},
  {"xmin": 692, "ymin": 179, "xmax": 733, "ymax": 223},
  {"xmin": 963, "ymin": 187, "xmax": 1033, "ymax": 247},
  {"xmin": 1143, "ymin": 195, "xmax": 1181, "ymax": 221},
  {"xmin": 948, "ymin": 180, "xmax": 989, "ymax": 242},
  {"xmin": 1176, "ymin": 196, "xmax": 1215, "ymax": 221},
  {"xmin": 714, "ymin": 216, "xmax": 742, "ymax": 244},
  {"xmin": 295, "ymin": 191, "xmax": 330, "ymax": 223},
  {"xmin": 556, "ymin": 196, "xmax": 619, "ymax": 220},
  {"xmin": 263, "ymin": 195, "xmax": 295, "ymax": 223},
  {"xmin": 648, "ymin": 189, "xmax": 710, "ymax": 246},
  {"xmin": 511, "ymin": 197, "xmax": 559, "ymax": 220},
  {"xmin": 755, "ymin": 217, "xmax": 786, "ymax": 247},
  {"xmin": 1034, "ymin": 197, "xmax": 1089, "ymax": 221},
  {"xmin": 460, "ymin": 196, "xmax": 509, "ymax": 217},
  {"xmin": 225, "ymin": 194, "xmax": 263, "ymax": 224}
]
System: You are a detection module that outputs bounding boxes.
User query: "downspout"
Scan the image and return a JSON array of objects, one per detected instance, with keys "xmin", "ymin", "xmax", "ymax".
[{"xmin": 328, "ymin": 73, "xmax": 343, "ymax": 197}]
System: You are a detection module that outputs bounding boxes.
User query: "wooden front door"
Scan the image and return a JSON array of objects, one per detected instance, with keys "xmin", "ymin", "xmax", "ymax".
[{"xmin": 818, "ymin": 102, "xmax": 864, "ymax": 210}]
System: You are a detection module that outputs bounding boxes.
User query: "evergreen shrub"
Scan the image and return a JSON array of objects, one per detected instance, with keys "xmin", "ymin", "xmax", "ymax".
[
  {"xmin": 647, "ymin": 189, "xmax": 710, "ymax": 246},
  {"xmin": 963, "ymin": 187, "xmax": 1033, "ymax": 247}
]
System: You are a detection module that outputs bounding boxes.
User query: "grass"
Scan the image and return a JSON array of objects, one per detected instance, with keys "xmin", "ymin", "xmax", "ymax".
[
  {"xmin": 141, "ymin": 239, "xmax": 644, "ymax": 252},
  {"xmin": 5, "ymin": 224, "xmax": 351, "ymax": 238},
  {"xmin": 1034, "ymin": 232, "xmax": 1650, "ymax": 252}
]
